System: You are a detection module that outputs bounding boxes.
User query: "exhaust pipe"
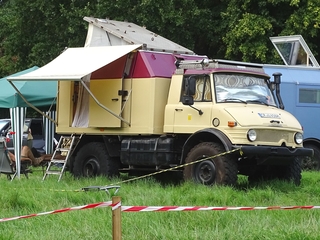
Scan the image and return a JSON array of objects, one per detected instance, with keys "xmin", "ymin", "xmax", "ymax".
[{"xmin": 272, "ymin": 72, "xmax": 284, "ymax": 109}]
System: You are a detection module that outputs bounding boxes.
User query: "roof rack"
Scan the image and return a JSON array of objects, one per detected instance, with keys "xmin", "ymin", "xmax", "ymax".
[{"xmin": 175, "ymin": 59, "xmax": 265, "ymax": 74}]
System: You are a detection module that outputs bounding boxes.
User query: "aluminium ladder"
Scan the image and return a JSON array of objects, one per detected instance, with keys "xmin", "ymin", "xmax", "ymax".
[{"xmin": 42, "ymin": 134, "xmax": 81, "ymax": 182}]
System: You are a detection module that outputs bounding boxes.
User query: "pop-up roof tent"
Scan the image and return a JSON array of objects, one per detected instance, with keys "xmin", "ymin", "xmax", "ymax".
[{"xmin": 83, "ymin": 17, "xmax": 195, "ymax": 54}]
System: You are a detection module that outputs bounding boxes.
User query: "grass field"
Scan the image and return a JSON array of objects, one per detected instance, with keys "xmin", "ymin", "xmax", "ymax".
[{"xmin": 1, "ymin": 169, "xmax": 320, "ymax": 240}]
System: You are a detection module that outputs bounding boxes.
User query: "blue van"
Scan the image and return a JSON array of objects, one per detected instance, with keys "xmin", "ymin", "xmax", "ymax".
[{"xmin": 263, "ymin": 35, "xmax": 320, "ymax": 170}]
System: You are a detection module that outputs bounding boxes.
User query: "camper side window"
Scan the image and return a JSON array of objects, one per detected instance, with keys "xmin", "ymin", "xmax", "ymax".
[
  {"xmin": 299, "ymin": 88, "xmax": 320, "ymax": 104},
  {"xmin": 181, "ymin": 75, "xmax": 212, "ymax": 102}
]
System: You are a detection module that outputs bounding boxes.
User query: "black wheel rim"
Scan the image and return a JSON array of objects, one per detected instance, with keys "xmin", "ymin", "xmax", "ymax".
[
  {"xmin": 194, "ymin": 159, "xmax": 216, "ymax": 184},
  {"xmin": 83, "ymin": 158, "xmax": 100, "ymax": 177}
]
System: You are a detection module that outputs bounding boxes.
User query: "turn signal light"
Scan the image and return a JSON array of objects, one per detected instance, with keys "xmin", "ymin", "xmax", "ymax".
[{"xmin": 228, "ymin": 121, "xmax": 237, "ymax": 127}]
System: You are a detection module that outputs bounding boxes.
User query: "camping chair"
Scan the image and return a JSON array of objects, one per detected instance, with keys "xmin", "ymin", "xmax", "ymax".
[{"xmin": 0, "ymin": 138, "xmax": 31, "ymax": 180}]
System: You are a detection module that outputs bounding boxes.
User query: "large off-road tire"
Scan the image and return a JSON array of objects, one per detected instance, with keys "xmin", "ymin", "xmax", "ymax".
[
  {"xmin": 67, "ymin": 155, "xmax": 75, "ymax": 173},
  {"xmin": 73, "ymin": 142, "xmax": 120, "ymax": 178},
  {"xmin": 183, "ymin": 142, "xmax": 237, "ymax": 186},
  {"xmin": 249, "ymin": 158, "xmax": 302, "ymax": 186},
  {"xmin": 301, "ymin": 144, "xmax": 320, "ymax": 171},
  {"xmin": 279, "ymin": 157, "xmax": 302, "ymax": 186}
]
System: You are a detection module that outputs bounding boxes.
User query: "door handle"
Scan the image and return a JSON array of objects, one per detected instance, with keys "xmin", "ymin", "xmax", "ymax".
[
  {"xmin": 112, "ymin": 98, "xmax": 119, "ymax": 101},
  {"xmin": 175, "ymin": 108, "xmax": 183, "ymax": 111}
]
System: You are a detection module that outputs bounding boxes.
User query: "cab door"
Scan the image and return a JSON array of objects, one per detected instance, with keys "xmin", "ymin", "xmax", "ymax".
[{"xmin": 173, "ymin": 75, "xmax": 213, "ymax": 133}]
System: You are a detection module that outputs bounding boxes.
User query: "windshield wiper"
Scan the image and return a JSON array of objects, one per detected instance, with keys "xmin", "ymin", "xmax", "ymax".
[
  {"xmin": 246, "ymin": 100, "xmax": 270, "ymax": 106},
  {"xmin": 223, "ymin": 98, "xmax": 247, "ymax": 104}
]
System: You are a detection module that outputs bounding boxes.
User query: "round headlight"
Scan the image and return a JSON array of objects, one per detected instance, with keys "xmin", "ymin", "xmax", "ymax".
[
  {"xmin": 247, "ymin": 129, "xmax": 257, "ymax": 142},
  {"xmin": 294, "ymin": 132, "xmax": 303, "ymax": 144}
]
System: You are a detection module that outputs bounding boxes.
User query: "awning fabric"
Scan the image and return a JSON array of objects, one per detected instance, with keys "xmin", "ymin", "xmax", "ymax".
[{"xmin": 8, "ymin": 44, "xmax": 142, "ymax": 81}]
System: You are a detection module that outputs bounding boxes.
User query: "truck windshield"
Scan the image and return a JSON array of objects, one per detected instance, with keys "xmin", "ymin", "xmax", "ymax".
[{"xmin": 214, "ymin": 73, "xmax": 276, "ymax": 106}]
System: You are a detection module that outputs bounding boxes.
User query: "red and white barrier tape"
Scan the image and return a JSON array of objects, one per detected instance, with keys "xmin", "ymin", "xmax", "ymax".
[
  {"xmin": 121, "ymin": 205, "xmax": 320, "ymax": 212},
  {"xmin": 1, "ymin": 203, "xmax": 320, "ymax": 222},
  {"xmin": 0, "ymin": 201, "xmax": 114, "ymax": 222}
]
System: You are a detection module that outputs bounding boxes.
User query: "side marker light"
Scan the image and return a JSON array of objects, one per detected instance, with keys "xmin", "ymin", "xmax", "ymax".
[{"xmin": 228, "ymin": 121, "xmax": 237, "ymax": 127}]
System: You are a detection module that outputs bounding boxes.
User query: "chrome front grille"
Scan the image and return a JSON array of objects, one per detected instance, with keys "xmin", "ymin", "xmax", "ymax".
[
  {"xmin": 255, "ymin": 129, "xmax": 293, "ymax": 143},
  {"xmin": 227, "ymin": 127, "xmax": 297, "ymax": 146}
]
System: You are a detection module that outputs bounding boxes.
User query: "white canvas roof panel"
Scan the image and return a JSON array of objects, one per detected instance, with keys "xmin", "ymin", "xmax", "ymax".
[
  {"xmin": 84, "ymin": 17, "xmax": 194, "ymax": 55},
  {"xmin": 8, "ymin": 44, "xmax": 141, "ymax": 81}
]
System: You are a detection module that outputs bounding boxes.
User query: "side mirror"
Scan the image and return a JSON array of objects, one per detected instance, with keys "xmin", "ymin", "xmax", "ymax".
[
  {"xmin": 185, "ymin": 76, "xmax": 196, "ymax": 96},
  {"xmin": 182, "ymin": 96, "xmax": 194, "ymax": 105}
]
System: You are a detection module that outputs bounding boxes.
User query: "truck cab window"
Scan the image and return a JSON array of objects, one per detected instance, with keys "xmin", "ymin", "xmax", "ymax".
[
  {"xmin": 181, "ymin": 75, "xmax": 211, "ymax": 102},
  {"xmin": 214, "ymin": 73, "xmax": 276, "ymax": 106}
]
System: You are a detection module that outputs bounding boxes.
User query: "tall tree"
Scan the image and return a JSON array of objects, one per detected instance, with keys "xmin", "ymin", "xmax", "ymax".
[
  {"xmin": 0, "ymin": 0, "xmax": 88, "ymax": 77},
  {"xmin": 221, "ymin": 0, "xmax": 320, "ymax": 63},
  {"xmin": 0, "ymin": 0, "xmax": 320, "ymax": 77}
]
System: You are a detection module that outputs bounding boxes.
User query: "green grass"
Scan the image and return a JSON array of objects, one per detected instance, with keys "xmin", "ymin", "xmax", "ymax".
[{"xmin": 1, "ymin": 169, "xmax": 320, "ymax": 239}]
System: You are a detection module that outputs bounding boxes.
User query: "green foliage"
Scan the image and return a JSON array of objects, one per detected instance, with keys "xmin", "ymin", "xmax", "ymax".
[
  {"xmin": 0, "ymin": 0, "xmax": 320, "ymax": 77},
  {"xmin": 221, "ymin": 0, "xmax": 320, "ymax": 63},
  {"xmin": 223, "ymin": 13, "xmax": 273, "ymax": 62},
  {"xmin": 281, "ymin": 0, "xmax": 320, "ymax": 54},
  {"xmin": 0, "ymin": 0, "xmax": 88, "ymax": 77}
]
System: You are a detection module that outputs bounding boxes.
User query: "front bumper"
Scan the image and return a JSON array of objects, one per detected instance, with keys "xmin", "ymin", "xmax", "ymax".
[{"xmin": 235, "ymin": 145, "xmax": 314, "ymax": 165}]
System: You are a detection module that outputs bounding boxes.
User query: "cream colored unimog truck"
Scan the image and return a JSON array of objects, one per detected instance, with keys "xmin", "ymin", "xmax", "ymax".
[
  {"xmin": 9, "ymin": 19, "xmax": 313, "ymax": 185},
  {"xmin": 53, "ymin": 52, "xmax": 311, "ymax": 186}
]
